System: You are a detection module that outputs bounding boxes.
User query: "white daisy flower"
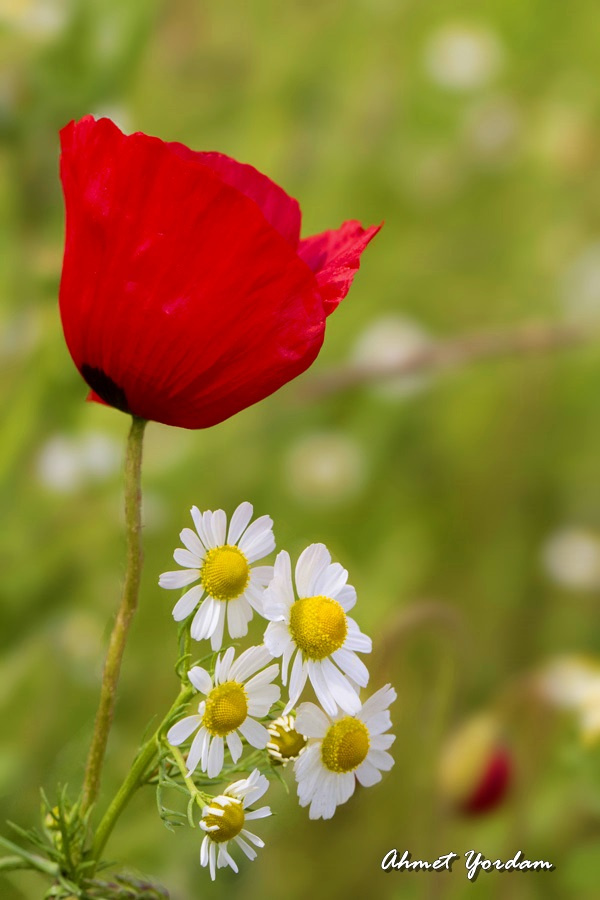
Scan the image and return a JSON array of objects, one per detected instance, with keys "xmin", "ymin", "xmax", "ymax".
[
  {"xmin": 262, "ymin": 544, "xmax": 372, "ymax": 716},
  {"xmin": 159, "ymin": 501, "xmax": 275, "ymax": 650},
  {"xmin": 167, "ymin": 646, "xmax": 280, "ymax": 778},
  {"xmin": 266, "ymin": 714, "xmax": 307, "ymax": 766},
  {"xmin": 294, "ymin": 684, "xmax": 396, "ymax": 820},
  {"xmin": 199, "ymin": 769, "xmax": 271, "ymax": 881}
]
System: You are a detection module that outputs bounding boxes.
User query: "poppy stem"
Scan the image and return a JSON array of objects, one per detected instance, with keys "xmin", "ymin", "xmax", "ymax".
[{"xmin": 81, "ymin": 415, "xmax": 148, "ymax": 817}]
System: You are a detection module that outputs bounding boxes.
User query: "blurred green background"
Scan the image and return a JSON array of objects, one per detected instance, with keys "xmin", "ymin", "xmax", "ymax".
[{"xmin": 3, "ymin": 0, "xmax": 600, "ymax": 898}]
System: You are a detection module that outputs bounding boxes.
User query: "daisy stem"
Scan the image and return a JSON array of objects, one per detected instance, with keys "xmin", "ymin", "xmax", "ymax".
[
  {"xmin": 169, "ymin": 745, "xmax": 212, "ymax": 806},
  {"xmin": 81, "ymin": 416, "xmax": 148, "ymax": 817},
  {"xmin": 91, "ymin": 683, "xmax": 194, "ymax": 865}
]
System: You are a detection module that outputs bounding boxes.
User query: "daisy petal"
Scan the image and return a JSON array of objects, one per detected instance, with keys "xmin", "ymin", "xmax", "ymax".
[
  {"xmin": 226, "ymin": 730, "xmax": 243, "ymax": 763},
  {"xmin": 207, "ymin": 735, "xmax": 225, "ymax": 778},
  {"xmin": 245, "ymin": 534, "xmax": 276, "ymax": 564},
  {"xmin": 211, "ymin": 509, "xmax": 227, "ymax": 546},
  {"xmin": 180, "ymin": 526, "xmax": 205, "ymax": 557},
  {"xmin": 238, "ymin": 717, "xmax": 269, "ymax": 748},
  {"xmin": 230, "ymin": 645, "xmax": 272, "ymax": 682},
  {"xmin": 234, "ymin": 835, "xmax": 257, "ymax": 860},
  {"xmin": 245, "ymin": 806, "xmax": 271, "ymax": 820},
  {"xmin": 244, "ymin": 664, "xmax": 280, "ymax": 693},
  {"xmin": 172, "ymin": 584, "xmax": 204, "ymax": 621},
  {"xmin": 190, "ymin": 597, "xmax": 218, "ymax": 641},
  {"xmin": 359, "ymin": 684, "xmax": 396, "ymax": 721},
  {"xmin": 314, "ymin": 562, "xmax": 348, "ymax": 598},
  {"xmin": 371, "ymin": 732, "xmax": 396, "ymax": 751},
  {"xmin": 210, "ymin": 605, "xmax": 226, "ymax": 651},
  {"xmin": 295, "ymin": 543, "xmax": 330, "ymax": 596},
  {"xmin": 307, "ymin": 660, "xmax": 341, "ymax": 716},
  {"xmin": 167, "ymin": 715, "xmax": 201, "ymax": 746},
  {"xmin": 186, "ymin": 726, "xmax": 209, "ymax": 776},
  {"xmin": 173, "ymin": 548, "xmax": 202, "ymax": 568},
  {"xmin": 368, "ymin": 748, "xmax": 394, "ymax": 771},
  {"xmin": 356, "ymin": 758, "xmax": 382, "ymax": 787},
  {"xmin": 263, "ymin": 621, "xmax": 291, "ymax": 658},
  {"xmin": 240, "ymin": 829, "xmax": 265, "ymax": 848},
  {"xmin": 250, "ymin": 565, "xmax": 274, "ymax": 586},
  {"xmin": 200, "ymin": 835, "xmax": 209, "ymax": 867},
  {"xmin": 188, "ymin": 666, "xmax": 212, "ymax": 695},
  {"xmin": 296, "ymin": 702, "xmax": 330, "ymax": 738},
  {"xmin": 285, "ymin": 652, "xmax": 308, "ymax": 711},
  {"xmin": 218, "ymin": 845, "xmax": 238, "ymax": 873},
  {"xmin": 332, "ymin": 647, "xmax": 369, "ymax": 687},
  {"xmin": 345, "ymin": 619, "xmax": 372, "ymax": 654},
  {"xmin": 208, "ymin": 840, "xmax": 216, "ymax": 880},
  {"xmin": 319, "ymin": 658, "xmax": 361, "ymax": 714},
  {"xmin": 215, "ymin": 646, "xmax": 236, "ymax": 682},
  {"xmin": 363, "ymin": 711, "xmax": 392, "ymax": 735},
  {"xmin": 191, "ymin": 507, "xmax": 211, "ymax": 548},
  {"xmin": 239, "ymin": 515, "xmax": 274, "ymax": 557},
  {"xmin": 227, "ymin": 596, "xmax": 251, "ymax": 639},
  {"xmin": 159, "ymin": 569, "xmax": 199, "ymax": 590},
  {"xmin": 228, "ymin": 501, "xmax": 254, "ymax": 544},
  {"xmin": 336, "ymin": 584, "xmax": 357, "ymax": 611}
]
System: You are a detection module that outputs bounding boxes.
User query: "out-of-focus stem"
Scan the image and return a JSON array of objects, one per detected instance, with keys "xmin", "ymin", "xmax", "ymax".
[
  {"xmin": 306, "ymin": 320, "xmax": 589, "ymax": 398},
  {"xmin": 81, "ymin": 416, "xmax": 148, "ymax": 816}
]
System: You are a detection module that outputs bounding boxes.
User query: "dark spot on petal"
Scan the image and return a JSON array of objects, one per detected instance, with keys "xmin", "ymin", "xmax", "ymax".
[{"xmin": 81, "ymin": 364, "xmax": 130, "ymax": 413}]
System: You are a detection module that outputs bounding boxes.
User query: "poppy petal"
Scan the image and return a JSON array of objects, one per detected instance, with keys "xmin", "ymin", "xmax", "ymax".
[
  {"xmin": 169, "ymin": 145, "xmax": 302, "ymax": 248},
  {"xmin": 298, "ymin": 220, "xmax": 381, "ymax": 316},
  {"xmin": 59, "ymin": 117, "xmax": 324, "ymax": 429}
]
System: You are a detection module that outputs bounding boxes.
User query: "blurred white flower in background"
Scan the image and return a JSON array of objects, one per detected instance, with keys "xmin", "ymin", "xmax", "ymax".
[
  {"xmin": 541, "ymin": 526, "xmax": 600, "ymax": 591},
  {"xmin": 351, "ymin": 314, "xmax": 433, "ymax": 399},
  {"xmin": 35, "ymin": 432, "xmax": 121, "ymax": 493},
  {"xmin": 463, "ymin": 96, "xmax": 521, "ymax": 163},
  {"xmin": 0, "ymin": 310, "xmax": 41, "ymax": 364},
  {"xmin": 403, "ymin": 149, "xmax": 464, "ymax": 203},
  {"xmin": 55, "ymin": 611, "xmax": 104, "ymax": 670},
  {"xmin": 1, "ymin": 0, "xmax": 67, "ymax": 40},
  {"xmin": 533, "ymin": 104, "xmax": 595, "ymax": 175},
  {"xmin": 284, "ymin": 432, "xmax": 366, "ymax": 506},
  {"xmin": 560, "ymin": 242, "xmax": 600, "ymax": 324},
  {"xmin": 424, "ymin": 23, "xmax": 504, "ymax": 91},
  {"xmin": 538, "ymin": 656, "xmax": 600, "ymax": 745}
]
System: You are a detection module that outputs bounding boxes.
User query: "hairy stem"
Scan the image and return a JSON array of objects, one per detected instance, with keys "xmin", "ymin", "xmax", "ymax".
[
  {"xmin": 91, "ymin": 684, "xmax": 194, "ymax": 864},
  {"xmin": 81, "ymin": 416, "xmax": 148, "ymax": 816}
]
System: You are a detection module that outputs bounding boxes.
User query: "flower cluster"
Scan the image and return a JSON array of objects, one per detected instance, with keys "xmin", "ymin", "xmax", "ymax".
[{"xmin": 160, "ymin": 501, "xmax": 396, "ymax": 879}]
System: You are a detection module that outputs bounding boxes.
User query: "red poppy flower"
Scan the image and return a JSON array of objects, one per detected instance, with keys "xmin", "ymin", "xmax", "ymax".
[{"xmin": 58, "ymin": 116, "xmax": 380, "ymax": 429}]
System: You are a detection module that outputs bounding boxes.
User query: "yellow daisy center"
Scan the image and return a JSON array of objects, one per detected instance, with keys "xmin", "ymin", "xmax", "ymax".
[
  {"xmin": 321, "ymin": 717, "xmax": 370, "ymax": 773},
  {"xmin": 204, "ymin": 798, "xmax": 245, "ymax": 842},
  {"xmin": 200, "ymin": 545, "xmax": 250, "ymax": 601},
  {"xmin": 267, "ymin": 716, "xmax": 307, "ymax": 764},
  {"xmin": 289, "ymin": 595, "xmax": 347, "ymax": 660},
  {"xmin": 202, "ymin": 682, "xmax": 248, "ymax": 736}
]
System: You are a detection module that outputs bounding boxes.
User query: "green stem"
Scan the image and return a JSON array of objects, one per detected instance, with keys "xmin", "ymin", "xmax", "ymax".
[
  {"xmin": 91, "ymin": 684, "xmax": 194, "ymax": 864},
  {"xmin": 0, "ymin": 839, "xmax": 58, "ymax": 877},
  {"xmin": 169, "ymin": 746, "xmax": 211, "ymax": 807},
  {"xmin": 0, "ymin": 856, "xmax": 28, "ymax": 872},
  {"xmin": 81, "ymin": 416, "xmax": 148, "ymax": 816}
]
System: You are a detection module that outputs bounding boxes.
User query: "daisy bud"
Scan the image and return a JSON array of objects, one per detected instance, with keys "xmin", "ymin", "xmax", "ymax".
[{"xmin": 267, "ymin": 715, "xmax": 307, "ymax": 765}]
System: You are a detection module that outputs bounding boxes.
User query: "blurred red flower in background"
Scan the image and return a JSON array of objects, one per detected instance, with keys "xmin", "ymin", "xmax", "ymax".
[
  {"xmin": 438, "ymin": 713, "xmax": 512, "ymax": 816},
  {"xmin": 58, "ymin": 116, "xmax": 380, "ymax": 429}
]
